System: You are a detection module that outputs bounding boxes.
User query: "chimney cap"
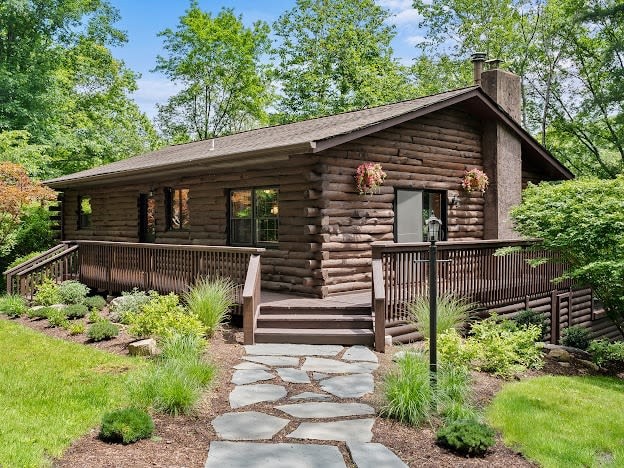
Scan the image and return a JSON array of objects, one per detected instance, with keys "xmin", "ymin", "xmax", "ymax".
[
  {"xmin": 470, "ymin": 52, "xmax": 487, "ymax": 62},
  {"xmin": 486, "ymin": 58, "xmax": 503, "ymax": 69}
]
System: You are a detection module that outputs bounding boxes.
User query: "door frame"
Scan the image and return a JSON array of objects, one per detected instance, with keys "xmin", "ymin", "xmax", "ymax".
[{"xmin": 393, "ymin": 188, "xmax": 448, "ymax": 242}]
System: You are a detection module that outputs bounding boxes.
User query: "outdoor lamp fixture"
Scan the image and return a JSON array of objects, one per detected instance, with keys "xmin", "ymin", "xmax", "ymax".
[{"xmin": 426, "ymin": 215, "xmax": 443, "ymax": 381}]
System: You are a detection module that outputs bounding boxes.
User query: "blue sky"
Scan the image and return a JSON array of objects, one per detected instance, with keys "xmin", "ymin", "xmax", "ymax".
[{"xmin": 107, "ymin": 0, "xmax": 426, "ymax": 119}]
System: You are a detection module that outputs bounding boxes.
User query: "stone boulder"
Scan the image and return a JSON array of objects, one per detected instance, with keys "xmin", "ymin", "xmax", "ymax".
[
  {"xmin": 548, "ymin": 348, "xmax": 571, "ymax": 362},
  {"xmin": 128, "ymin": 338, "xmax": 159, "ymax": 357}
]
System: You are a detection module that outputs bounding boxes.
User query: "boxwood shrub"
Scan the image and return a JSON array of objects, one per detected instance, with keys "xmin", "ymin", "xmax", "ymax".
[{"xmin": 99, "ymin": 407, "xmax": 154, "ymax": 444}]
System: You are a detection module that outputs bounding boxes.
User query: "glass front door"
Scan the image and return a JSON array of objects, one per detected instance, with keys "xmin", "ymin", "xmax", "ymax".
[
  {"xmin": 138, "ymin": 193, "xmax": 156, "ymax": 243},
  {"xmin": 395, "ymin": 189, "xmax": 446, "ymax": 242}
]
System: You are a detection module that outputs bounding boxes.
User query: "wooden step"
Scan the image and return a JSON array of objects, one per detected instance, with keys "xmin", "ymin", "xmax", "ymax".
[
  {"xmin": 254, "ymin": 328, "xmax": 375, "ymax": 345},
  {"xmin": 259, "ymin": 305, "xmax": 372, "ymax": 316},
  {"xmin": 257, "ymin": 314, "xmax": 373, "ymax": 329}
]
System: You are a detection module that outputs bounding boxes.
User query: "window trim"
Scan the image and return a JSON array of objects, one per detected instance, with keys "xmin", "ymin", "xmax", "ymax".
[
  {"xmin": 393, "ymin": 188, "xmax": 448, "ymax": 242},
  {"xmin": 228, "ymin": 186, "xmax": 279, "ymax": 248},
  {"xmin": 165, "ymin": 187, "xmax": 190, "ymax": 231},
  {"xmin": 77, "ymin": 195, "xmax": 92, "ymax": 230}
]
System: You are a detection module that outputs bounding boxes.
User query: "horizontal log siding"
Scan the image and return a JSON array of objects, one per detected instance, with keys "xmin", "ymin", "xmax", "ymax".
[
  {"xmin": 317, "ymin": 108, "xmax": 485, "ymax": 295},
  {"xmin": 61, "ymin": 155, "xmax": 324, "ymax": 296}
]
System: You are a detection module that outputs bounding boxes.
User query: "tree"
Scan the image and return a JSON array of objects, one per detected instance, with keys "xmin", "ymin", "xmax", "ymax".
[
  {"xmin": 0, "ymin": 163, "xmax": 56, "ymax": 254},
  {"xmin": 272, "ymin": 0, "xmax": 416, "ymax": 122},
  {"xmin": 154, "ymin": 4, "xmax": 272, "ymax": 142},
  {"xmin": 511, "ymin": 177, "xmax": 624, "ymax": 336},
  {"xmin": 0, "ymin": 131, "xmax": 48, "ymax": 178}
]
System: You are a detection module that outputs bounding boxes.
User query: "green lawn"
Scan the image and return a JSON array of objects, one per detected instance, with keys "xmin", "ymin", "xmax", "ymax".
[
  {"xmin": 487, "ymin": 375, "xmax": 624, "ymax": 468},
  {"xmin": 0, "ymin": 319, "xmax": 141, "ymax": 467}
]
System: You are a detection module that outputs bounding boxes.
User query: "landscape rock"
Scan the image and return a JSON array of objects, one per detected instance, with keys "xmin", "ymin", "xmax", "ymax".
[
  {"xmin": 128, "ymin": 338, "xmax": 158, "ymax": 357},
  {"xmin": 392, "ymin": 349, "xmax": 424, "ymax": 362},
  {"xmin": 244, "ymin": 344, "xmax": 343, "ymax": 357},
  {"xmin": 578, "ymin": 359, "xmax": 600, "ymax": 371},
  {"xmin": 312, "ymin": 372, "xmax": 329, "ymax": 381},
  {"xmin": 290, "ymin": 392, "xmax": 332, "ymax": 401},
  {"xmin": 542, "ymin": 343, "xmax": 591, "ymax": 359},
  {"xmin": 212, "ymin": 412, "xmax": 289, "ymax": 440},
  {"xmin": 243, "ymin": 355, "xmax": 300, "ymax": 367},
  {"xmin": 233, "ymin": 362, "xmax": 269, "ymax": 370},
  {"xmin": 277, "ymin": 368, "xmax": 311, "ymax": 384},
  {"xmin": 287, "ymin": 419, "xmax": 374, "ymax": 442},
  {"xmin": 557, "ymin": 361, "xmax": 571, "ymax": 367},
  {"xmin": 229, "ymin": 384, "xmax": 287, "ymax": 409},
  {"xmin": 347, "ymin": 442, "xmax": 408, "ymax": 468},
  {"xmin": 342, "ymin": 346, "xmax": 378, "ymax": 363},
  {"xmin": 549, "ymin": 348, "xmax": 571, "ymax": 362},
  {"xmin": 301, "ymin": 357, "xmax": 378, "ymax": 374},
  {"xmin": 232, "ymin": 369, "xmax": 274, "ymax": 386},
  {"xmin": 321, "ymin": 374, "xmax": 374, "ymax": 398},
  {"xmin": 276, "ymin": 402, "xmax": 374, "ymax": 419}
]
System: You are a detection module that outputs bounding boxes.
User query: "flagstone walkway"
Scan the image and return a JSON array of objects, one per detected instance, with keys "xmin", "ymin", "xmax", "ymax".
[{"xmin": 205, "ymin": 343, "xmax": 407, "ymax": 468}]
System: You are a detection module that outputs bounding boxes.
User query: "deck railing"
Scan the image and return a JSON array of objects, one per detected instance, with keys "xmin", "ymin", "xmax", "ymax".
[{"xmin": 372, "ymin": 239, "xmax": 573, "ymax": 341}]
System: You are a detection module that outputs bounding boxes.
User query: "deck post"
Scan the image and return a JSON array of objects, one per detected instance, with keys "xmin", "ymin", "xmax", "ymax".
[
  {"xmin": 243, "ymin": 254, "xmax": 262, "ymax": 345},
  {"xmin": 372, "ymin": 256, "xmax": 386, "ymax": 353}
]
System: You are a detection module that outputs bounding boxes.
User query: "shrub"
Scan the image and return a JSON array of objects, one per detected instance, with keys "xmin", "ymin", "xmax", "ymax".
[
  {"xmin": 6, "ymin": 250, "xmax": 44, "ymax": 270},
  {"xmin": 67, "ymin": 322, "xmax": 86, "ymax": 335},
  {"xmin": 436, "ymin": 419, "xmax": 496, "ymax": 456},
  {"xmin": 33, "ymin": 278, "xmax": 61, "ymax": 306},
  {"xmin": 28, "ymin": 306, "xmax": 55, "ymax": 319},
  {"xmin": 0, "ymin": 294, "xmax": 27, "ymax": 318},
  {"xmin": 47, "ymin": 309, "xmax": 68, "ymax": 328},
  {"xmin": 438, "ymin": 329, "xmax": 476, "ymax": 368},
  {"xmin": 87, "ymin": 320, "xmax": 120, "ymax": 341},
  {"xmin": 561, "ymin": 325, "xmax": 591, "ymax": 350},
  {"xmin": 469, "ymin": 315, "xmax": 543, "ymax": 378},
  {"xmin": 514, "ymin": 309, "xmax": 547, "ymax": 341},
  {"xmin": 184, "ymin": 277, "xmax": 235, "ymax": 336},
  {"xmin": 588, "ymin": 340, "xmax": 624, "ymax": 367},
  {"xmin": 57, "ymin": 280, "xmax": 89, "ymax": 305},
  {"xmin": 64, "ymin": 303, "xmax": 88, "ymax": 319},
  {"xmin": 83, "ymin": 295, "xmax": 107, "ymax": 311},
  {"xmin": 87, "ymin": 309, "xmax": 104, "ymax": 323},
  {"xmin": 99, "ymin": 407, "xmax": 154, "ymax": 444},
  {"xmin": 112, "ymin": 289, "xmax": 151, "ymax": 323},
  {"xmin": 409, "ymin": 294, "xmax": 473, "ymax": 340},
  {"xmin": 127, "ymin": 293, "xmax": 206, "ymax": 341}
]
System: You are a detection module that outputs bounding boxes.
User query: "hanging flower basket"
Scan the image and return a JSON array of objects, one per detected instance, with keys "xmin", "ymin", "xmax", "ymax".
[
  {"xmin": 462, "ymin": 168, "xmax": 489, "ymax": 193},
  {"xmin": 355, "ymin": 163, "xmax": 387, "ymax": 195}
]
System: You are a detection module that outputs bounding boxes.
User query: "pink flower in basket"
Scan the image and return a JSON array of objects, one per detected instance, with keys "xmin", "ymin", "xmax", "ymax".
[
  {"xmin": 355, "ymin": 163, "xmax": 387, "ymax": 195},
  {"xmin": 462, "ymin": 168, "xmax": 489, "ymax": 193}
]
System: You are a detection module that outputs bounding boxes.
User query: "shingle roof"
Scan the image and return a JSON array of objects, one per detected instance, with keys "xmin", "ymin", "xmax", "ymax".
[{"xmin": 45, "ymin": 87, "xmax": 479, "ymax": 187}]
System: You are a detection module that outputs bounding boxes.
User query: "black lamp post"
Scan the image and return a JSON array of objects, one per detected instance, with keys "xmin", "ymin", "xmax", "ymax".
[{"xmin": 426, "ymin": 215, "xmax": 442, "ymax": 379}]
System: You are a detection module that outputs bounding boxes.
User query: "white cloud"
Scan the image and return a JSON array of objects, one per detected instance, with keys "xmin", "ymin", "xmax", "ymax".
[
  {"xmin": 132, "ymin": 77, "xmax": 182, "ymax": 119},
  {"xmin": 405, "ymin": 35, "xmax": 426, "ymax": 46},
  {"xmin": 389, "ymin": 8, "xmax": 423, "ymax": 25}
]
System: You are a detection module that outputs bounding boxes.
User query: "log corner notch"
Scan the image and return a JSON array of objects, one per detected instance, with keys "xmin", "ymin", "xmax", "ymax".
[
  {"xmin": 372, "ymin": 254, "xmax": 386, "ymax": 353},
  {"xmin": 243, "ymin": 254, "xmax": 262, "ymax": 345}
]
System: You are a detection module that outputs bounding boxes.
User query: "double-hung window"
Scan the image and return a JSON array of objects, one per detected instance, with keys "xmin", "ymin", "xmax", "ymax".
[
  {"xmin": 78, "ymin": 196, "xmax": 92, "ymax": 229},
  {"xmin": 230, "ymin": 188, "xmax": 279, "ymax": 246},
  {"xmin": 166, "ymin": 188, "xmax": 190, "ymax": 230}
]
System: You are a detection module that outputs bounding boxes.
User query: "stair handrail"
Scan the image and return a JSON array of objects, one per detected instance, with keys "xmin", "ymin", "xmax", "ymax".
[
  {"xmin": 372, "ymin": 257, "xmax": 386, "ymax": 353},
  {"xmin": 4, "ymin": 243, "xmax": 69, "ymax": 295},
  {"xmin": 242, "ymin": 254, "xmax": 263, "ymax": 345}
]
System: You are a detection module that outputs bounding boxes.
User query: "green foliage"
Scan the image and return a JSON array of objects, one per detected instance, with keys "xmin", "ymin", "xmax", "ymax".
[
  {"xmin": 83, "ymin": 295, "xmax": 107, "ymax": 311},
  {"xmin": 409, "ymin": 294, "xmax": 473, "ymax": 340},
  {"xmin": 0, "ymin": 294, "xmax": 27, "ymax": 318},
  {"xmin": 560, "ymin": 326, "xmax": 591, "ymax": 350},
  {"xmin": 57, "ymin": 280, "xmax": 90, "ymax": 305},
  {"xmin": 87, "ymin": 320, "xmax": 120, "ymax": 342},
  {"xmin": 154, "ymin": 5, "xmax": 272, "ymax": 142},
  {"xmin": 127, "ymin": 293, "xmax": 206, "ymax": 341},
  {"xmin": 99, "ymin": 407, "xmax": 154, "ymax": 444},
  {"xmin": 33, "ymin": 278, "xmax": 62, "ymax": 306},
  {"xmin": 184, "ymin": 277, "xmax": 235, "ymax": 336},
  {"xmin": 514, "ymin": 309, "xmax": 547, "ymax": 341},
  {"xmin": 67, "ymin": 322, "xmax": 86, "ymax": 335},
  {"xmin": 87, "ymin": 309, "xmax": 104, "ymax": 324},
  {"xmin": 112, "ymin": 289, "xmax": 151, "ymax": 323},
  {"xmin": 436, "ymin": 419, "xmax": 496, "ymax": 457},
  {"xmin": 437, "ymin": 329, "xmax": 477, "ymax": 370},
  {"xmin": 6, "ymin": 250, "xmax": 43, "ymax": 270},
  {"xmin": 469, "ymin": 315, "xmax": 544, "ymax": 378},
  {"xmin": 130, "ymin": 333, "xmax": 215, "ymax": 416},
  {"xmin": 65, "ymin": 303, "xmax": 89, "ymax": 319},
  {"xmin": 28, "ymin": 306, "xmax": 55, "ymax": 319},
  {"xmin": 588, "ymin": 340, "xmax": 624, "ymax": 367},
  {"xmin": 47, "ymin": 309, "xmax": 69, "ymax": 328}
]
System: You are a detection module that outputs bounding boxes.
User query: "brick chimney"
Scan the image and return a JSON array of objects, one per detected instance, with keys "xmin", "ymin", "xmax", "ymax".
[{"xmin": 474, "ymin": 56, "xmax": 522, "ymax": 239}]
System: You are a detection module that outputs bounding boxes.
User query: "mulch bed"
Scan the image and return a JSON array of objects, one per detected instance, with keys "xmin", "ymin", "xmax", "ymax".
[{"xmin": 2, "ymin": 312, "xmax": 615, "ymax": 467}]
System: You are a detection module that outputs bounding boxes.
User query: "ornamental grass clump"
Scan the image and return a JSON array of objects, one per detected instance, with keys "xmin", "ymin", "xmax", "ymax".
[
  {"xmin": 409, "ymin": 294, "xmax": 473, "ymax": 340},
  {"xmin": 57, "ymin": 280, "xmax": 89, "ymax": 305},
  {"xmin": 184, "ymin": 277, "xmax": 235, "ymax": 336},
  {"xmin": 0, "ymin": 294, "xmax": 27, "ymax": 318},
  {"xmin": 99, "ymin": 407, "xmax": 154, "ymax": 444}
]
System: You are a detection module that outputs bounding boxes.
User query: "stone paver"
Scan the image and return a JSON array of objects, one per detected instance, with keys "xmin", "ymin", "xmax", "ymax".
[
  {"xmin": 342, "ymin": 346, "xmax": 378, "ymax": 363},
  {"xmin": 277, "ymin": 368, "xmax": 311, "ymax": 384},
  {"xmin": 233, "ymin": 362, "xmax": 269, "ymax": 370},
  {"xmin": 243, "ymin": 355, "xmax": 300, "ymax": 367},
  {"xmin": 276, "ymin": 402, "xmax": 374, "ymax": 419},
  {"xmin": 290, "ymin": 392, "xmax": 332, "ymax": 401},
  {"xmin": 312, "ymin": 372, "xmax": 329, "ymax": 380},
  {"xmin": 320, "ymin": 374, "xmax": 374, "ymax": 398},
  {"xmin": 301, "ymin": 357, "xmax": 378, "ymax": 374},
  {"xmin": 231, "ymin": 369, "xmax": 274, "ymax": 386},
  {"xmin": 205, "ymin": 442, "xmax": 346, "ymax": 468},
  {"xmin": 287, "ymin": 419, "xmax": 375, "ymax": 442},
  {"xmin": 347, "ymin": 442, "xmax": 408, "ymax": 468},
  {"xmin": 212, "ymin": 412, "xmax": 289, "ymax": 440},
  {"xmin": 229, "ymin": 384, "xmax": 287, "ymax": 409},
  {"xmin": 244, "ymin": 344, "xmax": 343, "ymax": 357}
]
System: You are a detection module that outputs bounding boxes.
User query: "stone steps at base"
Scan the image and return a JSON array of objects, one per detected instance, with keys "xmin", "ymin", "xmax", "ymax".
[{"xmin": 254, "ymin": 328, "xmax": 375, "ymax": 345}]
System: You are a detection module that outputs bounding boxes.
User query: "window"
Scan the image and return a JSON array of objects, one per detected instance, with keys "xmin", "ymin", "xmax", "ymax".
[
  {"xmin": 230, "ymin": 188, "xmax": 279, "ymax": 246},
  {"xmin": 395, "ymin": 189, "xmax": 447, "ymax": 242},
  {"xmin": 166, "ymin": 188, "xmax": 190, "ymax": 230},
  {"xmin": 78, "ymin": 196, "xmax": 92, "ymax": 229}
]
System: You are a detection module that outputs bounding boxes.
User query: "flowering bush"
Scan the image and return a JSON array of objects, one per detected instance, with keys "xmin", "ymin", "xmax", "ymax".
[
  {"xmin": 355, "ymin": 163, "xmax": 387, "ymax": 195},
  {"xmin": 462, "ymin": 169, "xmax": 489, "ymax": 193}
]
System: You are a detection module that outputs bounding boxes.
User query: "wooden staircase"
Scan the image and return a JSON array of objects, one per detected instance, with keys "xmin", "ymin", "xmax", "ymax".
[{"xmin": 254, "ymin": 304, "xmax": 375, "ymax": 345}]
